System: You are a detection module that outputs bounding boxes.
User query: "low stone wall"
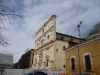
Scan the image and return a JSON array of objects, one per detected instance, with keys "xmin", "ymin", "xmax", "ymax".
[{"xmin": 3, "ymin": 69, "xmax": 65, "ymax": 75}]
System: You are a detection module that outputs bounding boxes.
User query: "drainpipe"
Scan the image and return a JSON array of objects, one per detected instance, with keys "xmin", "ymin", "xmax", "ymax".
[{"xmin": 77, "ymin": 47, "xmax": 81, "ymax": 74}]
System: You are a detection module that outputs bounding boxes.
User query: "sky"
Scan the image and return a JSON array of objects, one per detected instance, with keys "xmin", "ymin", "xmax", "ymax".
[{"xmin": 0, "ymin": 0, "xmax": 100, "ymax": 63}]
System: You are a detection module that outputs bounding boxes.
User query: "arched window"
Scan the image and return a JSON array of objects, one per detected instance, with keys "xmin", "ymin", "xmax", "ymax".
[
  {"xmin": 41, "ymin": 39, "xmax": 44, "ymax": 46},
  {"xmin": 42, "ymin": 29, "xmax": 44, "ymax": 33},
  {"xmin": 37, "ymin": 43, "xmax": 39, "ymax": 47},
  {"xmin": 61, "ymin": 36, "xmax": 64, "ymax": 40},
  {"xmin": 47, "ymin": 35, "xmax": 50, "ymax": 40}
]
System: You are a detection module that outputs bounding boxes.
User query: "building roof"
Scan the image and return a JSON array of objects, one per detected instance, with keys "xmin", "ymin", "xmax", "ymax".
[
  {"xmin": 64, "ymin": 35, "xmax": 100, "ymax": 51},
  {"xmin": 56, "ymin": 32, "xmax": 85, "ymax": 40}
]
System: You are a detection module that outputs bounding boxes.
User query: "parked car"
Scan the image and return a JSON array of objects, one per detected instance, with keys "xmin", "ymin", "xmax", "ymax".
[{"xmin": 25, "ymin": 70, "xmax": 47, "ymax": 75}]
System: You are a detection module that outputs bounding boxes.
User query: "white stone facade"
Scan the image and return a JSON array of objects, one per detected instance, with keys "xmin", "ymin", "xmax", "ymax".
[
  {"xmin": 32, "ymin": 15, "xmax": 84, "ymax": 70},
  {"xmin": 33, "ymin": 15, "xmax": 56, "ymax": 69}
]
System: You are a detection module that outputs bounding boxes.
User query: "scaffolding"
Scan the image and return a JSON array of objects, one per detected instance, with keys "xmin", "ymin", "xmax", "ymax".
[{"xmin": 0, "ymin": 50, "xmax": 13, "ymax": 68}]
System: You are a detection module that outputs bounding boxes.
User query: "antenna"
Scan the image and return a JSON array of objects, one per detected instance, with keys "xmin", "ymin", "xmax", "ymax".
[{"xmin": 71, "ymin": 21, "xmax": 83, "ymax": 38}]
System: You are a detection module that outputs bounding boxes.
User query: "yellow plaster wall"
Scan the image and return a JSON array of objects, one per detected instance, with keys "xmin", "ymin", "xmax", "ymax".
[{"xmin": 65, "ymin": 41, "xmax": 100, "ymax": 75}]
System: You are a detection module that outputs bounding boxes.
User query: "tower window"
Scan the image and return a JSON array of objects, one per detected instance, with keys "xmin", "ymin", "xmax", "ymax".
[
  {"xmin": 56, "ymin": 49, "xmax": 58, "ymax": 52},
  {"xmin": 70, "ymin": 39, "xmax": 73, "ymax": 42},
  {"xmin": 46, "ymin": 59, "xmax": 49, "ymax": 67},
  {"xmin": 41, "ymin": 39, "xmax": 44, "ymax": 46},
  {"xmin": 63, "ymin": 46, "xmax": 65, "ymax": 50},
  {"xmin": 61, "ymin": 36, "xmax": 64, "ymax": 40},
  {"xmin": 42, "ymin": 29, "xmax": 44, "ymax": 33},
  {"xmin": 37, "ymin": 43, "xmax": 39, "ymax": 47},
  {"xmin": 47, "ymin": 35, "xmax": 50, "ymax": 40}
]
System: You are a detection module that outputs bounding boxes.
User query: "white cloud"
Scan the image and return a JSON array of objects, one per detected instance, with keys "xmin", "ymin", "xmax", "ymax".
[{"xmin": 1, "ymin": 0, "xmax": 100, "ymax": 63}]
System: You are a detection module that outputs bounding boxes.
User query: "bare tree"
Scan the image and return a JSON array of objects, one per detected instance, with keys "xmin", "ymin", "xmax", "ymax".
[{"xmin": 0, "ymin": 0, "xmax": 24, "ymax": 46}]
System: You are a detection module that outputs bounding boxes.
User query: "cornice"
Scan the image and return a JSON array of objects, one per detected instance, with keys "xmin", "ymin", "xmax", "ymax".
[
  {"xmin": 65, "ymin": 36, "xmax": 100, "ymax": 51},
  {"xmin": 35, "ymin": 26, "xmax": 54, "ymax": 42},
  {"xmin": 56, "ymin": 32, "xmax": 85, "ymax": 40},
  {"xmin": 34, "ymin": 40, "xmax": 54, "ymax": 52}
]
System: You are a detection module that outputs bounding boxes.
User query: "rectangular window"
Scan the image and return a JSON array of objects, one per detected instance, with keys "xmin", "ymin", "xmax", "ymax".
[
  {"xmin": 46, "ymin": 59, "xmax": 49, "ymax": 67},
  {"xmin": 84, "ymin": 55, "xmax": 92, "ymax": 70},
  {"xmin": 63, "ymin": 46, "xmax": 65, "ymax": 50},
  {"xmin": 56, "ymin": 49, "xmax": 58, "ymax": 52},
  {"xmin": 71, "ymin": 58, "xmax": 75, "ymax": 70}
]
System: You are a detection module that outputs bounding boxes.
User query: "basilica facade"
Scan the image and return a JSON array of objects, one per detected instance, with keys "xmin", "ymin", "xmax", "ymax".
[{"xmin": 32, "ymin": 15, "xmax": 84, "ymax": 70}]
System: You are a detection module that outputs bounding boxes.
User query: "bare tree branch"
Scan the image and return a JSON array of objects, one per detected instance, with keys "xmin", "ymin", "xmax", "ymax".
[{"xmin": 0, "ymin": 0, "xmax": 24, "ymax": 46}]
